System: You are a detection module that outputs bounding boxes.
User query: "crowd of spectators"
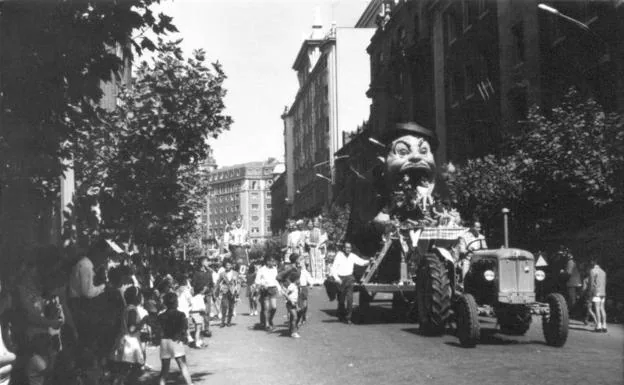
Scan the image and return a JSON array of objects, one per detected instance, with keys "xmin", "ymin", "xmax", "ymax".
[{"xmin": 0, "ymin": 238, "xmax": 246, "ymax": 385}]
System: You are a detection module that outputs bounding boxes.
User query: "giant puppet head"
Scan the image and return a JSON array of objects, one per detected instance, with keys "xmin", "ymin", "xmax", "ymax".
[{"xmin": 384, "ymin": 122, "xmax": 438, "ymax": 202}]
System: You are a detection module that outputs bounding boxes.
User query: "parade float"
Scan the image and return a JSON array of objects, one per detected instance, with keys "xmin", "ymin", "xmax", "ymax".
[{"xmin": 350, "ymin": 122, "xmax": 568, "ymax": 347}]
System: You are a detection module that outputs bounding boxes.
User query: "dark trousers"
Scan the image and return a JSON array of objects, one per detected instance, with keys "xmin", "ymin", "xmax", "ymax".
[
  {"xmin": 337, "ymin": 275, "xmax": 356, "ymax": 321},
  {"xmin": 567, "ymin": 286, "xmax": 580, "ymax": 314},
  {"xmin": 221, "ymin": 292, "xmax": 236, "ymax": 325},
  {"xmin": 287, "ymin": 302, "xmax": 298, "ymax": 335}
]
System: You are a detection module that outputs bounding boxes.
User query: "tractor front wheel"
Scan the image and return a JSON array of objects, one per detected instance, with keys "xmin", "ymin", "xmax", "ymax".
[
  {"xmin": 542, "ymin": 293, "xmax": 569, "ymax": 347},
  {"xmin": 416, "ymin": 254, "xmax": 451, "ymax": 335},
  {"xmin": 455, "ymin": 294, "xmax": 480, "ymax": 347}
]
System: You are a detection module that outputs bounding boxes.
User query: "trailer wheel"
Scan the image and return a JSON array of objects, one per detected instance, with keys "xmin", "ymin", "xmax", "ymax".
[
  {"xmin": 542, "ymin": 293, "xmax": 569, "ymax": 347},
  {"xmin": 455, "ymin": 294, "xmax": 480, "ymax": 347},
  {"xmin": 416, "ymin": 254, "xmax": 451, "ymax": 335}
]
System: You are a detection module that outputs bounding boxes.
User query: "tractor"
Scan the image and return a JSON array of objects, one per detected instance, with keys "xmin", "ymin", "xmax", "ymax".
[{"xmin": 453, "ymin": 221, "xmax": 569, "ymax": 347}]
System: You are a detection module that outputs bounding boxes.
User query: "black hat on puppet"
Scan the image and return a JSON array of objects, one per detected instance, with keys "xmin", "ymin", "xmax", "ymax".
[{"xmin": 383, "ymin": 122, "xmax": 439, "ymax": 151}]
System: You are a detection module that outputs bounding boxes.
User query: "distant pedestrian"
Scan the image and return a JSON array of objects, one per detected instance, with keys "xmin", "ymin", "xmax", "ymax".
[
  {"xmin": 590, "ymin": 258, "xmax": 608, "ymax": 332},
  {"xmin": 560, "ymin": 247, "xmax": 582, "ymax": 313},
  {"xmin": 191, "ymin": 257, "xmax": 214, "ymax": 338},
  {"xmin": 255, "ymin": 255, "xmax": 280, "ymax": 331},
  {"xmin": 216, "ymin": 259, "xmax": 240, "ymax": 328},
  {"xmin": 246, "ymin": 263, "xmax": 260, "ymax": 316},
  {"xmin": 330, "ymin": 242, "xmax": 371, "ymax": 324},
  {"xmin": 581, "ymin": 265, "xmax": 597, "ymax": 328},
  {"xmin": 158, "ymin": 292, "xmax": 194, "ymax": 385}
]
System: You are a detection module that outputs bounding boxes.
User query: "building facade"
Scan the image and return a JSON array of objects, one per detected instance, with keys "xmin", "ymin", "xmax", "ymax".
[
  {"xmin": 362, "ymin": 0, "xmax": 624, "ymax": 164},
  {"xmin": 269, "ymin": 172, "xmax": 288, "ymax": 235},
  {"xmin": 207, "ymin": 159, "xmax": 282, "ymax": 245},
  {"xmin": 282, "ymin": 12, "xmax": 375, "ymax": 217}
]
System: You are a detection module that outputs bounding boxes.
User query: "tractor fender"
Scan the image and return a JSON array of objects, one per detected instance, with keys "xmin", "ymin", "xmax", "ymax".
[{"xmin": 433, "ymin": 247, "xmax": 455, "ymax": 264}]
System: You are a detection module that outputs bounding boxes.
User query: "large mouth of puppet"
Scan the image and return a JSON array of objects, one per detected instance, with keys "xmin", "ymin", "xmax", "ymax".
[{"xmin": 396, "ymin": 163, "xmax": 435, "ymax": 189}]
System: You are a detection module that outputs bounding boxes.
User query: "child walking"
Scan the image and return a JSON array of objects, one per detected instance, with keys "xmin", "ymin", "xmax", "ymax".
[
  {"xmin": 109, "ymin": 286, "xmax": 147, "ymax": 385},
  {"xmin": 297, "ymin": 261, "xmax": 313, "ymax": 328},
  {"xmin": 158, "ymin": 292, "xmax": 194, "ymax": 385},
  {"xmin": 283, "ymin": 271, "xmax": 301, "ymax": 338}
]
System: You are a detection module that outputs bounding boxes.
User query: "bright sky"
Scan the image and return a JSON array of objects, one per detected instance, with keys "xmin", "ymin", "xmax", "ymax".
[{"xmin": 155, "ymin": 0, "xmax": 370, "ymax": 167}]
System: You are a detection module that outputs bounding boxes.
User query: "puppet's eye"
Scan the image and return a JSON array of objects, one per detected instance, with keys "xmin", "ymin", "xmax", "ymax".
[{"xmin": 394, "ymin": 142, "xmax": 410, "ymax": 156}]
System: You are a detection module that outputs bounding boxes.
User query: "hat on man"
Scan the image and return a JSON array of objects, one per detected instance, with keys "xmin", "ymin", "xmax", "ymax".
[{"xmin": 383, "ymin": 122, "xmax": 439, "ymax": 150}]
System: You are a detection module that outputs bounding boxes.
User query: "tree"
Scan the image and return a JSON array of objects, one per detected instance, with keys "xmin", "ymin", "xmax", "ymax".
[
  {"xmin": 446, "ymin": 88, "xmax": 624, "ymax": 247},
  {"xmin": 0, "ymin": 1, "xmax": 177, "ymax": 270},
  {"xmin": 74, "ymin": 40, "xmax": 232, "ymax": 251},
  {"xmin": 512, "ymin": 89, "xmax": 624, "ymax": 232}
]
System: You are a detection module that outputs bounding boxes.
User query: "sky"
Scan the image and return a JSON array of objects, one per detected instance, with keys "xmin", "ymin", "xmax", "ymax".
[{"xmin": 153, "ymin": 0, "xmax": 371, "ymax": 167}]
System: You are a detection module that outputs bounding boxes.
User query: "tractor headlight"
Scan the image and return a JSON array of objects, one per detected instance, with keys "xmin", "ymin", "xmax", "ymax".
[
  {"xmin": 484, "ymin": 270, "xmax": 495, "ymax": 281},
  {"xmin": 535, "ymin": 270, "xmax": 546, "ymax": 281}
]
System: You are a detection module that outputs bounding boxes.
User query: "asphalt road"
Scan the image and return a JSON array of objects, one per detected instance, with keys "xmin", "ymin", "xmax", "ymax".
[{"xmin": 140, "ymin": 287, "xmax": 623, "ymax": 385}]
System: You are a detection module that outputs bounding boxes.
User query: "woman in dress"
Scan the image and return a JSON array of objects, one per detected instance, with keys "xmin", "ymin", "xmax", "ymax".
[{"xmin": 306, "ymin": 217, "xmax": 328, "ymax": 284}]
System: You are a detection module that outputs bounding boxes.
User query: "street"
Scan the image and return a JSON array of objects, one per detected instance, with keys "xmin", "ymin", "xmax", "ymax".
[{"xmin": 140, "ymin": 287, "xmax": 623, "ymax": 385}]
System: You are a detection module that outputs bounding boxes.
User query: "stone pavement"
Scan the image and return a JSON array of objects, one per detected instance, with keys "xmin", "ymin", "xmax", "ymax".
[{"xmin": 138, "ymin": 287, "xmax": 624, "ymax": 385}]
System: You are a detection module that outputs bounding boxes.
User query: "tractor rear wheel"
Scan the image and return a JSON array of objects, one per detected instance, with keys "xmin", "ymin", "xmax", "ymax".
[
  {"xmin": 542, "ymin": 293, "xmax": 569, "ymax": 347},
  {"xmin": 416, "ymin": 254, "xmax": 451, "ymax": 335},
  {"xmin": 455, "ymin": 294, "xmax": 480, "ymax": 347},
  {"xmin": 497, "ymin": 305, "xmax": 532, "ymax": 335}
]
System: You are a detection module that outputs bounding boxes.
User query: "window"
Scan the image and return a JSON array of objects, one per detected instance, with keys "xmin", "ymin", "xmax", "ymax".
[
  {"xmin": 450, "ymin": 69, "xmax": 464, "ymax": 105},
  {"xmin": 251, "ymin": 204, "xmax": 259, "ymax": 210},
  {"xmin": 266, "ymin": 203, "xmax": 272, "ymax": 209},
  {"xmin": 463, "ymin": 0, "xmax": 477, "ymax": 29},
  {"xmin": 251, "ymin": 192, "xmax": 259, "ymax": 199},
  {"xmin": 251, "ymin": 227, "xmax": 260, "ymax": 233},
  {"xmin": 445, "ymin": 11, "xmax": 461, "ymax": 45},
  {"xmin": 252, "ymin": 216, "xmax": 260, "ymax": 222},
  {"xmin": 512, "ymin": 23, "xmax": 525, "ymax": 64},
  {"xmin": 465, "ymin": 64, "xmax": 476, "ymax": 98}
]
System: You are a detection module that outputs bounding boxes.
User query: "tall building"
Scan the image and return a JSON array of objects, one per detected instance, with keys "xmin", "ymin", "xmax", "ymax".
[
  {"xmin": 207, "ymin": 159, "xmax": 283, "ymax": 245},
  {"xmin": 282, "ymin": 9, "xmax": 375, "ymax": 217},
  {"xmin": 360, "ymin": 0, "xmax": 624, "ymax": 164}
]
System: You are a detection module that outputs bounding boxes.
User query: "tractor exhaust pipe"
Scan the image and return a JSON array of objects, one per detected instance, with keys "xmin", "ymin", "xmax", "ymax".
[{"xmin": 502, "ymin": 208, "xmax": 510, "ymax": 248}]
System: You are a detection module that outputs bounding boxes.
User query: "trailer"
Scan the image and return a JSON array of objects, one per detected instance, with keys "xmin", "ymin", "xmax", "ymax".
[{"xmin": 355, "ymin": 225, "xmax": 467, "ymax": 322}]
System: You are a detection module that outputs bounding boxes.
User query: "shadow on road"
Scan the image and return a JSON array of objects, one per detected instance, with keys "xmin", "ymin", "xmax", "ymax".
[
  {"xmin": 442, "ymin": 329, "xmax": 548, "ymax": 347},
  {"xmin": 139, "ymin": 370, "xmax": 213, "ymax": 384},
  {"xmin": 320, "ymin": 306, "xmax": 416, "ymax": 325}
]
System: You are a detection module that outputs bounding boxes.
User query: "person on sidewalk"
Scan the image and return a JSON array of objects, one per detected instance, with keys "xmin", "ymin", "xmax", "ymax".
[
  {"xmin": 330, "ymin": 242, "xmax": 371, "ymax": 324},
  {"xmin": 216, "ymin": 259, "xmax": 240, "ymax": 328},
  {"xmin": 255, "ymin": 255, "xmax": 280, "ymax": 331},
  {"xmin": 581, "ymin": 265, "xmax": 597, "ymax": 328},
  {"xmin": 158, "ymin": 293, "xmax": 194, "ymax": 385},
  {"xmin": 191, "ymin": 257, "xmax": 214, "ymax": 338},
  {"xmin": 560, "ymin": 248, "xmax": 582, "ymax": 314},
  {"xmin": 590, "ymin": 258, "xmax": 608, "ymax": 332}
]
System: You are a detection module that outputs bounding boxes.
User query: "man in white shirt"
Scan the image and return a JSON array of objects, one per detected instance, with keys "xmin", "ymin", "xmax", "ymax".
[
  {"xmin": 458, "ymin": 221, "xmax": 488, "ymax": 280},
  {"xmin": 330, "ymin": 242, "xmax": 371, "ymax": 324},
  {"xmin": 255, "ymin": 256, "xmax": 280, "ymax": 331}
]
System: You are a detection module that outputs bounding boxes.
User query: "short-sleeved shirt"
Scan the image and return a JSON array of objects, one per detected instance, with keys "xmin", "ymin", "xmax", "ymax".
[{"xmin": 158, "ymin": 309, "xmax": 187, "ymax": 342}]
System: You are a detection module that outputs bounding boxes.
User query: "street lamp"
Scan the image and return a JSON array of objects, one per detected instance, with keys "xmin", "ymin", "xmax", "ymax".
[{"xmin": 538, "ymin": 4, "xmax": 591, "ymax": 31}]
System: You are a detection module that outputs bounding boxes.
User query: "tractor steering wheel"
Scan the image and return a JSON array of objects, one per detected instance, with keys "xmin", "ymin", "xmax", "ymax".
[{"xmin": 464, "ymin": 238, "xmax": 487, "ymax": 258}]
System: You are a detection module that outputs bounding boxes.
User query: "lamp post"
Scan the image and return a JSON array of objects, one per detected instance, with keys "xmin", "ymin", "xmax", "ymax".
[{"xmin": 538, "ymin": 3, "xmax": 616, "ymax": 106}]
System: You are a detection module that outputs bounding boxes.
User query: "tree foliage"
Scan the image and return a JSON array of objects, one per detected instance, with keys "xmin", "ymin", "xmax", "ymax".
[
  {"xmin": 446, "ymin": 89, "xmax": 624, "ymax": 246},
  {"xmin": 321, "ymin": 204, "xmax": 351, "ymax": 245},
  {"xmin": 74, "ymin": 40, "xmax": 232, "ymax": 250},
  {"xmin": 0, "ymin": 1, "xmax": 178, "ymax": 270}
]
